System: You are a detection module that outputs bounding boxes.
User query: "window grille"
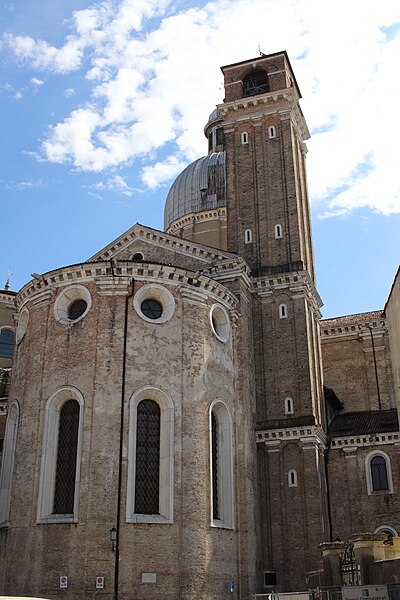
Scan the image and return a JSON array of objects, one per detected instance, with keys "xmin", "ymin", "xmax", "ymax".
[
  {"xmin": 211, "ymin": 411, "xmax": 219, "ymax": 520},
  {"xmin": 135, "ymin": 400, "xmax": 160, "ymax": 514},
  {"xmin": 53, "ymin": 400, "xmax": 80, "ymax": 514},
  {"xmin": 0, "ymin": 329, "xmax": 14, "ymax": 359},
  {"xmin": 371, "ymin": 456, "xmax": 389, "ymax": 491},
  {"xmin": 141, "ymin": 299, "xmax": 163, "ymax": 320}
]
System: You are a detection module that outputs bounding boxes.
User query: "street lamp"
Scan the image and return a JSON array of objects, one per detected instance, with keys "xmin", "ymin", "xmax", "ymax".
[{"xmin": 110, "ymin": 527, "xmax": 117, "ymax": 552}]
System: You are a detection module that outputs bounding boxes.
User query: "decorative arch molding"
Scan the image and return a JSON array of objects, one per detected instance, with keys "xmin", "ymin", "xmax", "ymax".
[
  {"xmin": 365, "ymin": 450, "xmax": 393, "ymax": 495},
  {"xmin": 37, "ymin": 386, "xmax": 84, "ymax": 523},
  {"xmin": 0, "ymin": 400, "xmax": 20, "ymax": 526},
  {"xmin": 288, "ymin": 469, "xmax": 298, "ymax": 487},
  {"xmin": 374, "ymin": 524, "xmax": 398, "ymax": 537},
  {"xmin": 127, "ymin": 386, "xmax": 174, "ymax": 524},
  {"xmin": 209, "ymin": 399, "xmax": 234, "ymax": 529}
]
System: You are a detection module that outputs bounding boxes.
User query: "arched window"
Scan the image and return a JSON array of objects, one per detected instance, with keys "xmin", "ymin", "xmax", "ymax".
[
  {"xmin": 279, "ymin": 303, "xmax": 288, "ymax": 319},
  {"xmin": 0, "ymin": 327, "xmax": 14, "ymax": 359},
  {"xmin": 53, "ymin": 400, "xmax": 80, "ymax": 515},
  {"xmin": 371, "ymin": 456, "xmax": 389, "ymax": 491},
  {"xmin": 243, "ymin": 70, "xmax": 269, "ymax": 97},
  {"xmin": 268, "ymin": 125, "xmax": 276, "ymax": 139},
  {"xmin": 134, "ymin": 400, "xmax": 160, "ymax": 515},
  {"xmin": 210, "ymin": 400, "xmax": 234, "ymax": 529},
  {"xmin": 241, "ymin": 131, "xmax": 249, "ymax": 145},
  {"xmin": 0, "ymin": 401, "xmax": 20, "ymax": 526},
  {"xmin": 365, "ymin": 451, "xmax": 393, "ymax": 495},
  {"xmin": 37, "ymin": 387, "xmax": 84, "ymax": 523},
  {"xmin": 275, "ymin": 224, "xmax": 283, "ymax": 239},
  {"xmin": 244, "ymin": 229, "xmax": 253, "ymax": 244},
  {"xmin": 284, "ymin": 397, "xmax": 294, "ymax": 415},
  {"xmin": 127, "ymin": 386, "xmax": 174, "ymax": 523},
  {"xmin": 288, "ymin": 469, "xmax": 298, "ymax": 487}
]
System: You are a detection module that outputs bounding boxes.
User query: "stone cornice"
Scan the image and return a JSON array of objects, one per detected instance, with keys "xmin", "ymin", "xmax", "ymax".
[
  {"xmin": 166, "ymin": 208, "xmax": 227, "ymax": 235},
  {"xmin": 251, "ymin": 270, "xmax": 322, "ymax": 311},
  {"xmin": 330, "ymin": 431, "xmax": 400, "ymax": 451},
  {"xmin": 217, "ymin": 87, "xmax": 310, "ymax": 140},
  {"xmin": 320, "ymin": 315, "xmax": 387, "ymax": 341},
  {"xmin": 0, "ymin": 292, "xmax": 16, "ymax": 307},
  {"xmin": 89, "ymin": 223, "xmax": 235, "ymax": 266},
  {"xmin": 16, "ymin": 261, "xmax": 239, "ymax": 312},
  {"xmin": 256, "ymin": 425, "xmax": 327, "ymax": 449}
]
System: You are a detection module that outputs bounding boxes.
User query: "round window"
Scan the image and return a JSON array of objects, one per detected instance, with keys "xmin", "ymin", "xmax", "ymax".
[
  {"xmin": 68, "ymin": 299, "xmax": 88, "ymax": 321},
  {"xmin": 209, "ymin": 303, "xmax": 230, "ymax": 343},
  {"xmin": 54, "ymin": 285, "xmax": 92, "ymax": 324},
  {"xmin": 16, "ymin": 308, "xmax": 29, "ymax": 344},
  {"xmin": 141, "ymin": 299, "xmax": 162, "ymax": 320},
  {"xmin": 133, "ymin": 284, "xmax": 175, "ymax": 324}
]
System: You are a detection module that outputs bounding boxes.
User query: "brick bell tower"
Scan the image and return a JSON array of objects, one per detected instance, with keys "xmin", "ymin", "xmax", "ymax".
[{"xmin": 214, "ymin": 52, "xmax": 329, "ymax": 590}]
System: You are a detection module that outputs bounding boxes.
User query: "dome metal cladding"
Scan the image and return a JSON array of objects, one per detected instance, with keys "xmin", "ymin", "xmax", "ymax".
[
  {"xmin": 164, "ymin": 151, "xmax": 226, "ymax": 230},
  {"xmin": 204, "ymin": 108, "xmax": 222, "ymax": 136}
]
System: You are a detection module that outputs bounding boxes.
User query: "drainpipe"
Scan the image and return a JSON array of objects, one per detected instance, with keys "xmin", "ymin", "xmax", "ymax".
[{"xmin": 111, "ymin": 259, "xmax": 135, "ymax": 600}]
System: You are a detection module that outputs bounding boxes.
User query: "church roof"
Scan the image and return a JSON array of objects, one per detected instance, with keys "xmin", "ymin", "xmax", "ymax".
[{"xmin": 328, "ymin": 410, "xmax": 399, "ymax": 437}]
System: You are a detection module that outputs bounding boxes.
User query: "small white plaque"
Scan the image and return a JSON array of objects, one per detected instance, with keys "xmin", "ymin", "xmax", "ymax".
[{"xmin": 142, "ymin": 572, "xmax": 157, "ymax": 584}]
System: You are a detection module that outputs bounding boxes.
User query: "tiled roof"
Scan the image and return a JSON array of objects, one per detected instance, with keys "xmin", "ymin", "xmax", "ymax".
[
  {"xmin": 321, "ymin": 311, "xmax": 383, "ymax": 326},
  {"xmin": 328, "ymin": 410, "xmax": 399, "ymax": 437}
]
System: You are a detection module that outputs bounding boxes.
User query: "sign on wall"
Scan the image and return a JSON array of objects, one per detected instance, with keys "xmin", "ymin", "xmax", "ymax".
[{"xmin": 342, "ymin": 585, "xmax": 388, "ymax": 600}]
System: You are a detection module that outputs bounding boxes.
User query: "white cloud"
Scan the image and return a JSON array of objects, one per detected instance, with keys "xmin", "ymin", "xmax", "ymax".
[
  {"xmin": 31, "ymin": 77, "xmax": 44, "ymax": 86},
  {"xmin": 92, "ymin": 174, "xmax": 138, "ymax": 196},
  {"xmin": 141, "ymin": 156, "xmax": 188, "ymax": 188},
  {"xmin": 3, "ymin": 0, "xmax": 400, "ymax": 216}
]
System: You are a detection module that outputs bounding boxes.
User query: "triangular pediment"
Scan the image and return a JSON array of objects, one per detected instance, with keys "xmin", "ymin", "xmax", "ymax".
[{"xmin": 87, "ymin": 223, "xmax": 241, "ymax": 271}]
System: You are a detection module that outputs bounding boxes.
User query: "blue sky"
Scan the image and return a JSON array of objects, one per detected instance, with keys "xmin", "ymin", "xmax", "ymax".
[{"xmin": 1, "ymin": 0, "xmax": 399, "ymax": 318}]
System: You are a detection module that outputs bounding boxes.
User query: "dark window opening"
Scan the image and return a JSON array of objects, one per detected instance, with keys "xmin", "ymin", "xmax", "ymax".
[
  {"xmin": 371, "ymin": 456, "xmax": 389, "ymax": 491},
  {"xmin": 141, "ymin": 299, "xmax": 162, "ymax": 320},
  {"xmin": 211, "ymin": 410, "xmax": 219, "ymax": 519},
  {"xmin": 216, "ymin": 128, "xmax": 225, "ymax": 146},
  {"xmin": 243, "ymin": 70, "xmax": 269, "ymax": 97},
  {"xmin": 68, "ymin": 299, "xmax": 87, "ymax": 321},
  {"xmin": 53, "ymin": 400, "xmax": 80, "ymax": 514},
  {"xmin": 0, "ymin": 329, "xmax": 14, "ymax": 359},
  {"xmin": 135, "ymin": 399, "xmax": 161, "ymax": 514},
  {"xmin": 131, "ymin": 253, "xmax": 144, "ymax": 262},
  {"xmin": 264, "ymin": 571, "xmax": 277, "ymax": 587}
]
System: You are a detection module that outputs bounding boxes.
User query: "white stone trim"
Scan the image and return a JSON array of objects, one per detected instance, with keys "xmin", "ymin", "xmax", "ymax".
[
  {"xmin": 284, "ymin": 397, "xmax": 294, "ymax": 415},
  {"xmin": 256, "ymin": 425, "xmax": 327, "ymax": 448},
  {"xmin": 37, "ymin": 386, "xmax": 84, "ymax": 524},
  {"xmin": 133, "ymin": 284, "xmax": 176, "ymax": 324},
  {"xmin": 209, "ymin": 303, "xmax": 231, "ymax": 343},
  {"xmin": 288, "ymin": 469, "xmax": 298, "ymax": 487},
  {"xmin": 54, "ymin": 284, "xmax": 92, "ymax": 325},
  {"xmin": 244, "ymin": 228, "xmax": 253, "ymax": 244},
  {"xmin": 374, "ymin": 524, "xmax": 398, "ymax": 536},
  {"xmin": 209, "ymin": 399, "xmax": 234, "ymax": 529},
  {"xmin": 331, "ymin": 432, "xmax": 400, "ymax": 450},
  {"xmin": 126, "ymin": 386, "xmax": 174, "ymax": 524},
  {"xmin": 365, "ymin": 450, "xmax": 394, "ymax": 495},
  {"xmin": 0, "ymin": 400, "xmax": 20, "ymax": 526},
  {"xmin": 16, "ymin": 308, "xmax": 29, "ymax": 344},
  {"xmin": 279, "ymin": 303, "xmax": 288, "ymax": 319}
]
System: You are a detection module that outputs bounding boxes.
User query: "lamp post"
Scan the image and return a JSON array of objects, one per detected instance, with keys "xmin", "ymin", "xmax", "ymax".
[{"xmin": 110, "ymin": 527, "xmax": 117, "ymax": 553}]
